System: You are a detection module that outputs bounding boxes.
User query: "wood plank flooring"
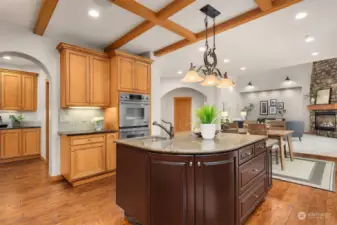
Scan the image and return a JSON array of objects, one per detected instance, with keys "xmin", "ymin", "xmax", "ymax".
[{"xmin": 0, "ymin": 159, "xmax": 336, "ymax": 225}]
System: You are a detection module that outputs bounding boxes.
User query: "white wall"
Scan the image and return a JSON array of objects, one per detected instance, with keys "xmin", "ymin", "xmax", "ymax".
[
  {"xmin": 240, "ymin": 88, "xmax": 304, "ymax": 120},
  {"xmin": 235, "ymin": 63, "xmax": 312, "ymax": 130},
  {"xmin": 161, "ymin": 88, "xmax": 206, "ymax": 130}
]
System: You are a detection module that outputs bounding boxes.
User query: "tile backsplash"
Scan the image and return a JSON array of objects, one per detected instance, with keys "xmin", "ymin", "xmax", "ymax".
[
  {"xmin": 59, "ymin": 108, "xmax": 104, "ymax": 131},
  {"xmin": 0, "ymin": 112, "xmax": 41, "ymax": 126}
]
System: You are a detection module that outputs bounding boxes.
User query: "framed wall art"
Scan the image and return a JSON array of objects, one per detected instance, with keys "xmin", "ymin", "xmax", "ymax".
[
  {"xmin": 316, "ymin": 88, "xmax": 331, "ymax": 104},
  {"xmin": 260, "ymin": 101, "xmax": 268, "ymax": 115},
  {"xmin": 269, "ymin": 106, "xmax": 277, "ymax": 115},
  {"xmin": 270, "ymin": 99, "xmax": 277, "ymax": 106},
  {"xmin": 277, "ymin": 102, "xmax": 284, "ymax": 109}
]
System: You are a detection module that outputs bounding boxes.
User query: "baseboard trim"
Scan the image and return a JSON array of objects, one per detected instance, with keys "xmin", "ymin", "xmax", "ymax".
[
  {"xmin": 70, "ymin": 171, "xmax": 116, "ymax": 187},
  {"xmin": 0, "ymin": 155, "xmax": 40, "ymax": 164},
  {"xmin": 40, "ymin": 156, "xmax": 47, "ymax": 165},
  {"xmin": 49, "ymin": 175, "xmax": 64, "ymax": 182}
]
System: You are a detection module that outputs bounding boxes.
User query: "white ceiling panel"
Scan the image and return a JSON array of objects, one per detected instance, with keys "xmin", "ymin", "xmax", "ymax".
[
  {"xmin": 136, "ymin": 0, "xmax": 171, "ymax": 12},
  {"xmin": 156, "ymin": 0, "xmax": 337, "ymax": 78},
  {"xmin": 120, "ymin": 26, "xmax": 182, "ymax": 54},
  {"xmin": 45, "ymin": 0, "xmax": 144, "ymax": 49},
  {"xmin": 170, "ymin": 0, "xmax": 257, "ymax": 33},
  {"xmin": 0, "ymin": 0, "xmax": 42, "ymax": 29}
]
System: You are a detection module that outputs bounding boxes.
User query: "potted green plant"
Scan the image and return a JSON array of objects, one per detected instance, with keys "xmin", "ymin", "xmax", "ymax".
[
  {"xmin": 196, "ymin": 105, "xmax": 220, "ymax": 140},
  {"xmin": 241, "ymin": 103, "xmax": 254, "ymax": 120},
  {"xmin": 305, "ymin": 88, "xmax": 318, "ymax": 105},
  {"xmin": 9, "ymin": 115, "xmax": 24, "ymax": 128}
]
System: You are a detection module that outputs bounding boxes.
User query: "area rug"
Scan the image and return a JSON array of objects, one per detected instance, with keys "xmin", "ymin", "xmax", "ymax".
[{"xmin": 272, "ymin": 157, "xmax": 336, "ymax": 192}]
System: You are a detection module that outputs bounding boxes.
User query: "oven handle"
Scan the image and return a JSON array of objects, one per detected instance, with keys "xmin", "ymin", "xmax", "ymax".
[
  {"xmin": 126, "ymin": 133, "xmax": 146, "ymax": 138},
  {"xmin": 120, "ymin": 101, "xmax": 150, "ymax": 105}
]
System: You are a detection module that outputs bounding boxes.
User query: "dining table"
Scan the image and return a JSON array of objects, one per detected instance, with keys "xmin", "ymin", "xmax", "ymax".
[{"xmin": 226, "ymin": 128, "xmax": 295, "ymax": 170}]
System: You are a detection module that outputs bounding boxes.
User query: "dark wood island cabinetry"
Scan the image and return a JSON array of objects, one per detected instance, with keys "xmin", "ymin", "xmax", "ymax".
[{"xmin": 115, "ymin": 133, "xmax": 273, "ymax": 225}]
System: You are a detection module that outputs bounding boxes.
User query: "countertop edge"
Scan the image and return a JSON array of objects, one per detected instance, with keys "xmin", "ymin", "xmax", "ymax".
[
  {"xmin": 115, "ymin": 136, "xmax": 268, "ymax": 155},
  {"xmin": 58, "ymin": 130, "xmax": 119, "ymax": 136},
  {"xmin": 0, "ymin": 126, "xmax": 41, "ymax": 130}
]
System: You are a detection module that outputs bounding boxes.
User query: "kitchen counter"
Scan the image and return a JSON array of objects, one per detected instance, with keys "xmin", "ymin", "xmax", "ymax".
[
  {"xmin": 58, "ymin": 129, "xmax": 119, "ymax": 136},
  {"xmin": 115, "ymin": 132, "xmax": 267, "ymax": 154},
  {"xmin": 0, "ymin": 126, "xmax": 41, "ymax": 130}
]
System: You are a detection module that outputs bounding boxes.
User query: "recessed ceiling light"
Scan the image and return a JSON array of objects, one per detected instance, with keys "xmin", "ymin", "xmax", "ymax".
[
  {"xmin": 177, "ymin": 70, "xmax": 183, "ymax": 74},
  {"xmin": 88, "ymin": 9, "xmax": 100, "ymax": 18},
  {"xmin": 3, "ymin": 56, "xmax": 11, "ymax": 60},
  {"xmin": 312, "ymin": 52, "xmax": 319, "ymax": 56},
  {"xmin": 199, "ymin": 46, "xmax": 206, "ymax": 52},
  {"xmin": 305, "ymin": 35, "xmax": 315, "ymax": 43},
  {"xmin": 223, "ymin": 59, "xmax": 230, "ymax": 63},
  {"xmin": 295, "ymin": 12, "xmax": 308, "ymax": 20},
  {"xmin": 241, "ymin": 67, "xmax": 246, "ymax": 71}
]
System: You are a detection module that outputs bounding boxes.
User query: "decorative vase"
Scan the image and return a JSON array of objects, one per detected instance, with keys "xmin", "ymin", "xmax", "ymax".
[
  {"xmin": 95, "ymin": 121, "xmax": 103, "ymax": 131},
  {"xmin": 200, "ymin": 124, "xmax": 216, "ymax": 140},
  {"xmin": 310, "ymin": 97, "xmax": 316, "ymax": 105}
]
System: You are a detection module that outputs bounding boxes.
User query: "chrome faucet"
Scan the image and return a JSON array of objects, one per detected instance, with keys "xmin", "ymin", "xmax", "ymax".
[{"xmin": 153, "ymin": 120, "xmax": 174, "ymax": 139}]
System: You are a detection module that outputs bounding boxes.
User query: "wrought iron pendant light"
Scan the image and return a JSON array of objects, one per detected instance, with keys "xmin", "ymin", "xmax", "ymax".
[{"xmin": 181, "ymin": 5, "xmax": 234, "ymax": 88}]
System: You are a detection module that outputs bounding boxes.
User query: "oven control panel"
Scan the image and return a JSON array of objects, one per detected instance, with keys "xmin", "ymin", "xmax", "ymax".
[{"xmin": 120, "ymin": 93, "xmax": 150, "ymax": 102}]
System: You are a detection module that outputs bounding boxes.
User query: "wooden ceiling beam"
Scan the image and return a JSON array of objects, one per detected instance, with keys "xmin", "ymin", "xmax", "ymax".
[
  {"xmin": 154, "ymin": 0, "xmax": 302, "ymax": 57},
  {"xmin": 109, "ymin": 0, "xmax": 196, "ymax": 41},
  {"xmin": 255, "ymin": 0, "xmax": 273, "ymax": 11},
  {"xmin": 34, "ymin": 0, "xmax": 59, "ymax": 36},
  {"xmin": 105, "ymin": 0, "xmax": 195, "ymax": 52}
]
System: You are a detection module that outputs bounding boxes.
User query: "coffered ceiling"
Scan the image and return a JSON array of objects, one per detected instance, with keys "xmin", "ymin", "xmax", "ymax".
[{"xmin": 0, "ymin": 0, "xmax": 336, "ymax": 78}]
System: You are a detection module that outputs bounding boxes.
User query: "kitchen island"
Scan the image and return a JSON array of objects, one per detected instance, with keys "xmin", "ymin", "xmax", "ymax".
[{"xmin": 115, "ymin": 132, "xmax": 273, "ymax": 225}]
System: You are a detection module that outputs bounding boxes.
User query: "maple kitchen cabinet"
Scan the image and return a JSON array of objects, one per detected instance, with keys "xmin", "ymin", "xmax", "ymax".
[
  {"xmin": 60, "ymin": 132, "xmax": 118, "ymax": 186},
  {"xmin": 0, "ymin": 69, "xmax": 37, "ymax": 111},
  {"xmin": 57, "ymin": 43, "xmax": 110, "ymax": 108},
  {"xmin": 110, "ymin": 50, "xmax": 152, "ymax": 94},
  {"xmin": 0, "ymin": 128, "xmax": 41, "ymax": 162}
]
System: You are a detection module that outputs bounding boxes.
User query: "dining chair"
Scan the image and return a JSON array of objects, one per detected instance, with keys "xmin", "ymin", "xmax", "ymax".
[
  {"xmin": 247, "ymin": 123, "xmax": 280, "ymax": 165},
  {"xmin": 266, "ymin": 120, "xmax": 288, "ymax": 157},
  {"xmin": 222, "ymin": 122, "xmax": 239, "ymax": 133}
]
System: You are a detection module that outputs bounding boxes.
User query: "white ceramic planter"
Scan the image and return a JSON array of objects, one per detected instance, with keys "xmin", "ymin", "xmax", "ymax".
[{"xmin": 200, "ymin": 124, "xmax": 216, "ymax": 140}]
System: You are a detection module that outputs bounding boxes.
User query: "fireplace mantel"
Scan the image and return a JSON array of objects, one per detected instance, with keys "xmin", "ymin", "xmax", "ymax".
[{"xmin": 307, "ymin": 104, "xmax": 337, "ymax": 111}]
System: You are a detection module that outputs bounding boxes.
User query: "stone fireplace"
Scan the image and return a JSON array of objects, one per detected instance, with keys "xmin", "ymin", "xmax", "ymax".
[{"xmin": 315, "ymin": 112, "xmax": 336, "ymax": 131}]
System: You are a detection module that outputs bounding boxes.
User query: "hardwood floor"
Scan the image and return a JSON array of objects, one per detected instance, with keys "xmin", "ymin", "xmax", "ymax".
[{"xmin": 0, "ymin": 159, "xmax": 336, "ymax": 225}]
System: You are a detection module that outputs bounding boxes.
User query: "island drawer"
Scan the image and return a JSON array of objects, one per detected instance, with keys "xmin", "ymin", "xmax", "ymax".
[
  {"xmin": 239, "ymin": 152, "xmax": 266, "ymax": 194},
  {"xmin": 254, "ymin": 141, "xmax": 266, "ymax": 156},
  {"xmin": 238, "ymin": 144, "xmax": 254, "ymax": 165},
  {"xmin": 239, "ymin": 174, "xmax": 266, "ymax": 223},
  {"xmin": 70, "ymin": 135, "xmax": 105, "ymax": 146}
]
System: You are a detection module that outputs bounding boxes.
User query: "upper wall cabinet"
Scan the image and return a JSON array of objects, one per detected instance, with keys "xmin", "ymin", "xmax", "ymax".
[
  {"xmin": 111, "ymin": 51, "xmax": 152, "ymax": 94},
  {"xmin": 0, "ymin": 69, "xmax": 37, "ymax": 111},
  {"xmin": 57, "ymin": 43, "xmax": 110, "ymax": 108}
]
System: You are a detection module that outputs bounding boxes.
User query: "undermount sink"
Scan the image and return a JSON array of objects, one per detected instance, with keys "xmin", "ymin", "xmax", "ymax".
[{"xmin": 139, "ymin": 136, "xmax": 169, "ymax": 142}]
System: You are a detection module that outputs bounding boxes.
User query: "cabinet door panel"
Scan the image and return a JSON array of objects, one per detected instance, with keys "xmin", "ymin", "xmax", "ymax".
[
  {"xmin": 150, "ymin": 154, "xmax": 194, "ymax": 225},
  {"xmin": 118, "ymin": 57, "xmax": 134, "ymax": 91},
  {"xmin": 66, "ymin": 50, "xmax": 90, "ymax": 106},
  {"xmin": 106, "ymin": 133, "xmax": 117, "ymax": 171},
  {"xmin": 0, "ymin": 72, "xmax": 21, "ymax": 110},
  {"xmin": 195, "ymin": 152, "xmax": 238, "ymax": 225},
  {"xmin": 0, "ymin": 130, "xmax": 21, "ymax": 159},
  {"xmin": 22, "ymin": 75, "xmax": 37, "ymax": 111},
  {"xmin": 134, "ymin": 61, "xmax": 150, "ymax": 93},
  {"xmin": 70, "ymin": 143, "xmax": 105, "ymax": 180},
  {"xmin": 90, "ymin": 56, "xmax": 110, "ymax": 107},
  {"xmin": 22, "ymin": 129, "xmax": 40, "ymax": 156}
]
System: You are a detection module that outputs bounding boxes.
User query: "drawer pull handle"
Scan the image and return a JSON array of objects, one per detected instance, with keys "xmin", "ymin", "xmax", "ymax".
[
  {"xmin": 252, "ymin": 169, "xmax": 260, "ymax": 172},
  {"xmin": 189, "ymin": 162, "xmax": 193, "ymax": 167},
  {"xmin": 197, "ymin": 162, "xmax": 201, "ymax": 167},
  {"xmin": 253, "ymin": 194, "xmax": 259, "ymax": 198},
  {"xmin": 242, "ymin": 152, "xmax": 252, "ymax": 157}
]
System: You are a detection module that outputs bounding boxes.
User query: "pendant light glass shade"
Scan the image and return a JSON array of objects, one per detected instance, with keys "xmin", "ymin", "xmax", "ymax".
[
  {"xmin": 181, "ymin": 69, "xmax": 204, "ymax": 83},
  {"xmin": 200, "ymin": 75, "xmax": 219, "ymax": 86},
  {"xmin": 217, "ymin": 78, "xmax": 234, "ymax": 88}
]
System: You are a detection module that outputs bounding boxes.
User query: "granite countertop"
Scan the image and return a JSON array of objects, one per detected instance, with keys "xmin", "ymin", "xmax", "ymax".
[
  {"xmin": 0, "ymin": 125, "xmax": 41, "ymax": 130},
  {"xmin": 115, "ymin": 132, "xmax": 267, "ymax": 155},
  {"xmin": 58, "ymin": 129, "xmax": 119, "ymax": 136}
]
